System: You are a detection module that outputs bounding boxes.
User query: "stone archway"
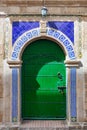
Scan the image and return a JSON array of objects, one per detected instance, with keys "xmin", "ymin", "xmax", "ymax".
[{"xmin": 7, "ymin": 26, "xmax": 80, "ymax": 124}]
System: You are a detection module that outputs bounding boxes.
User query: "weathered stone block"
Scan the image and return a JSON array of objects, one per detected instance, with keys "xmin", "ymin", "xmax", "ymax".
[
  {"xmin": 9, "ymin": 127, "xmax": 19, "ymax": 130},
  {"xmin": 19, "ymin": 128, "xmax": 69, "ymax": 130},
  {"xmin": 29, "ymin": 128, "xmax": 56, "ymax": 130},
  {"xmin": 0, "ymin": 128, "xmax": 6, "ymax": 130},
  {"xmin": 0, "ymin": 86, "xmax": 3, "ymax": 98},
  {"xmin": 69, "ymin": 126, "xmax": 81, "ymax": 130},
  {"xmin": 56, "ymin": 128, "xmax": 69, "ymax": 130},
  {"xmin": 0, "ymin": 112, "xmax": 2, "ymax": 122},
  {"xmin": 19, "ymin": 129, "xmax": 28, "ymax": 130},
  {"xmin": 0, "ymin": 56, "xmax": 3, "ymax": 66},
  {"xmin": 83, "ymin": 125, "xmax": 87, "ymax": 130},
  {"xmin": 0, "ymin": 45, "xmax": 3, "ymax": 55},
  {"xmin": 0, "ymin": 73, "xmax": 3, "ymax": 98}
]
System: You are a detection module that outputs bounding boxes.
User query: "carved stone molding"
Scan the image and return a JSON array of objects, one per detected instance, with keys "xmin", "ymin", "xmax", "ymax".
[
  {"xmin": 64, "ymin": 60, "xmax": 82, "ymax": 68},
  {"xmin": 7, "ymin": 60, "xmax": 22, "ymax": 68}
]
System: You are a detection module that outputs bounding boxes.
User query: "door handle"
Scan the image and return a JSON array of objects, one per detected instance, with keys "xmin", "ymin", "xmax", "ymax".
[
  {"xmin": 57, "ymin": 72, "xmax": 63, "ymax": 80},
  {"xmin": 57, "ymin": 86, "xmax": 66, "ymax": 94}
]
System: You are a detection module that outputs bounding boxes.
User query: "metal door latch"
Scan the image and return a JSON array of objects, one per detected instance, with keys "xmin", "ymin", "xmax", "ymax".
[
  {"xmin": 57, "ymin": 72, "xmax": 63, "ymax": 80},
  {"xmin": 57, "ymin": 86, "xmax": 66, "ymax": 94}
]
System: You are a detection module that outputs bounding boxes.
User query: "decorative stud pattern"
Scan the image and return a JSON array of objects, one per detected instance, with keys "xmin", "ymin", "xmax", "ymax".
[
  {"xmin": 47, "ymin": 28, "xmax": 75, "ymax": 59},
  {"xmin": 47, "ymin": 21, "xmax": 74, "ymax": 44},
  {"xmin": 12, "ymin": 68, "xmax": 18, "ymax": 122},
  {"xmin": 70, "ymin": 68, "xmax": 77, "ymax": 121}
]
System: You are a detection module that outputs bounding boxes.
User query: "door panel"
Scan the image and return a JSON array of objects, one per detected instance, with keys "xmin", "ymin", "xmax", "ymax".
[{"xmin": 22, "ymin": 39, "xmax": 66, "ymax": 120}]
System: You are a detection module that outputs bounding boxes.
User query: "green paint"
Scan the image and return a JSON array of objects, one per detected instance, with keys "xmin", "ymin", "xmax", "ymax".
[{"xmin": 21, "ymin": 39, "xmax": 66, "ymax": 120}]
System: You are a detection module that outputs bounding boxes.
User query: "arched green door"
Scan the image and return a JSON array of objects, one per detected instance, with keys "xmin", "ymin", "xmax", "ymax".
[{"xmin": 21, "ymin": 39, "xmax": 66, "ymax": 120}]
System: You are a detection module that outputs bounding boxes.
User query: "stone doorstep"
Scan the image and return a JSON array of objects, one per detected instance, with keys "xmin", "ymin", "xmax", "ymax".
[
  {"xmin": 1, "ymin": 127, "xmax": 87, "ymax": 130},
  {"xmin": 0, "ymin": 126, "xmax": 83, "ymax": 130},
  {"xmin": 0, "ymin": 124, "xmax": 87, "ymax": 130},
  {"xmin": 0, "ymin": 127, "xmax": 83, "ymax": 130},
  {"xmin": 0, "ymin": 128, "xmax": 68, "ymax": 130}
]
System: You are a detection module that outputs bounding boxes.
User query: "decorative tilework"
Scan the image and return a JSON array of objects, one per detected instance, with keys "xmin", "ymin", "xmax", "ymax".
[
  {"xmin": 47, "ymin": 28, "xmax": 76, "ymax": 60},
  {"xmin": 12, "ymin": 28, "xmax": 40, "ymax": 60},
  {"xmin": 63, "ymin": 40, "xmax": 70, "ymax": 46},
  {"xmin": 59, "ymin": 35, "xmax": 66, "ymax": 42},
  {"xmin": 11, "ymin": 22, "xmax": 77, "ymax": 122},
  {"xmin": 70, "ymin": 68, "xmax": 77, "ymax": 121},
  {"xmin": 11, "ymin": 21, "xmax": 76, "ymax": 122},
  {"xmin": 12, "ymin": 68, "xmax": 18, "ymax": 122},
  {"xmin": 11, "ymin": 21, "xmax": 75, "ymax": 60},
  {"xmin": 12, "ymin": 22, "xmax": 40, "ymax": 45},
  {"xmin": 47, "ymin": 21, "xmax": 74, "ymax": 44},
  {"xmin": 69, "ymin": 51, "xmax": 76, "ymax": 59}
]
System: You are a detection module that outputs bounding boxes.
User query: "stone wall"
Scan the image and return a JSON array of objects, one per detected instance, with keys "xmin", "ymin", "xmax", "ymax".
[
  {"xmin": 0, "ymin": 19, "xmax": 4, "ymax": 123},
  {"xmin": 0, "ymin": 0, "xmax": 87, "ymax": 15},
  {"xmin": 82, "ymin": 19, "xmax": 87, "ymax": 122}
]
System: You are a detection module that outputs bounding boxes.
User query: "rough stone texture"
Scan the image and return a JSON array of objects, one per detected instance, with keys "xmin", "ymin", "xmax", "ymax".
[
  {"xmin": 0, "ymin": 125, "xmax": 87, "ymax": 130},
  {"xmin": 83, "ymin": 125, "xmax": 87, "ymax": 130},
  {"xmin": 69, "ymin": 126, "xmax": 82, "ymax": 130},
  {"xmin": 0, "ymin": 50, "xmax": 3, "ymax": 122},
  {"xmin": 0, "ymin": 77, "xmax": 3, "ymax": 98},
  {"xmin": 0, "ymin": 7, "xmax": 87, "ymax": 15},
  {"xmin": 3, "ymin": 60, "xmax": 11, "ymax": 123},
  {"xmin": 19, "ymin": 128, "xmax": 64, "ymax": 130},
  {"xmin": 82, "ymin": 21, "xmax": 87, "ymax": 121},
  {"xmin": 0, "ymin": 112, "xmax": 2, "ymax": 122},
  {"xmin": 0, "ymin": 0, "xmax": 87, "ymax": 16},
  {"xmin": 0, "ymin": 0, "xmax": 87, "ymax": 7},
  {"xmin": 0, "ymin": 45, "xmax": 3, "ymax": 55},
  {"xmin": 0, "ymin": 76, "xmax": 3, "ymax": 122},
  {"xmin": 0, "ymin": 56, "xmax": 3, "ymax": 67},
  {"xmin": 9, "ymin": 128, "xmax": 19, "ymax": 130},
  {"xmin": 76, "ymin": 68, "xmax": 85, "ymax": 122},
  {"xmin": 84, "ymin": 67, "xmax": 87, "ymax": 121},
  {"xmin": 0, "ymin": 19, "xmax": 4, "ymax": 46},
  {"xmin": 56, "ymin": 128, "xmax": 68, "ymax": 130},
  {"xmin": 1, "ymin": 126, "xmax": 87, "ymax": 130},
  {"xmin": 28, "ymin": 128, "xmax": 56, "ymax": 130}
]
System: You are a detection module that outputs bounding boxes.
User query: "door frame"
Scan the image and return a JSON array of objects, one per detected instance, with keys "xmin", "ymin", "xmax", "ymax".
[{"xmin": 7, "ymin": 28, "xmax": 80, "ymax": 124}]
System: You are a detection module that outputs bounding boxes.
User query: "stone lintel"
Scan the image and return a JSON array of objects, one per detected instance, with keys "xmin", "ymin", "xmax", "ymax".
[
  {"xmin": 64, "ymin": 60, "xmax": 81, "ymax": 68},
  {"xmin": 1, "ymin": 0, "xmax": 87, "ymax": 7},
  {"xmin": 7, "ymin": 60, "xmax": 22, "ymax": 68}
]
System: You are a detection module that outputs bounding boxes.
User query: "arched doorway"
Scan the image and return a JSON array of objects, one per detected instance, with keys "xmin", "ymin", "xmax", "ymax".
[{"xmin": 21, "ymin": 39, "xmax": 66, "ymax": 120}]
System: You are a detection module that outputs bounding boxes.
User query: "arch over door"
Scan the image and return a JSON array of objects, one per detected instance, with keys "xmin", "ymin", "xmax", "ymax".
[{"xmin": 21, "ymin": 39, "xmax": 66, "ymax": 120}]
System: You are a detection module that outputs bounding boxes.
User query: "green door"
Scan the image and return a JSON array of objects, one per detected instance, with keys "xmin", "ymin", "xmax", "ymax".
[{"xmin": 21, "ymin": 39, "xmax": 66, "ymax": 120}]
